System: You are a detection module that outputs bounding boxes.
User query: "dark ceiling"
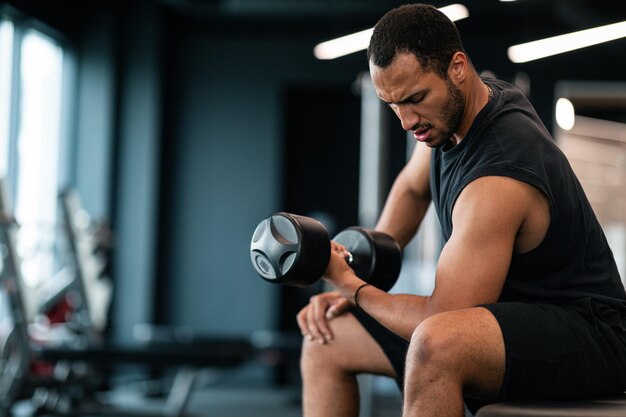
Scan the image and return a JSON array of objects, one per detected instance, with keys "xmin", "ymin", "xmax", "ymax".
[
  {"xmin": 155, "ymin": 0, "xmax": 626, "ymax": 75},
  {"xmin": 6, "ymin": 0, "xmax": 625, "ymax": 86},
  {"xmin": 8, "ymin": 0, "xmax": 625, "ymax": 68},
  {"xmin": 156, "ymin": 0, "xmax": 626, "ymax": 37}
]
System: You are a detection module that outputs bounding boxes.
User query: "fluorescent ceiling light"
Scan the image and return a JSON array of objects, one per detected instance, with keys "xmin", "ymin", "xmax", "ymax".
[
  {"xmin": 508, "ymin": 20, "xmax": 626, "ymax": 63},
  {"xmin": 314, "ymin": 27, "xmax": 374, "ymax": 61},
  {"xmin": 437, "ymin": 3, "xmax": 470, "ymax": 22},
  {"xmin": 314, "ymin": 4, "xmax": 469, "ymax": 60}
]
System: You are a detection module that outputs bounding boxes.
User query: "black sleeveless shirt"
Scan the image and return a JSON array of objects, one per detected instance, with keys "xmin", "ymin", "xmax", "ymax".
[{"xmin": 430, "ymin": 78, "xmax": 626, "ymax": 310}]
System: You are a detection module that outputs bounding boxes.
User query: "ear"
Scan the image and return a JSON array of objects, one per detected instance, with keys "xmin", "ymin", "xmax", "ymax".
[{"xmin": 447, "ymin": 52, "xmax": 468, "ymax": 84}]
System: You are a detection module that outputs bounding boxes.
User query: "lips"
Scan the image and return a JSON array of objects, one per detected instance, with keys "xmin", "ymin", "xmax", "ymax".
[{"xmin": 412, "ymin": 127, "xmax": 431, "ymax": 142}]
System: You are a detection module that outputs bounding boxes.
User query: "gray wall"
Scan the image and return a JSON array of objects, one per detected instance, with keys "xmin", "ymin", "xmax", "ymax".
[
  {"xmin": 111, "ymin": 0, "xmax": 163, "ymax": 341},
  {"xmin": 68, "ymin": 0, "xmax": 368, "ymax": 340},
  {"xmin": 163, "ymin": 33, "xmax": 366, "ymax": 334},
  {"xmin": 74, "ymin": 0, "xmax": 165, "ymax": 342},
  {"xmin": 74, "ymin": 9, "xmax": 116, "ymax": 220}
]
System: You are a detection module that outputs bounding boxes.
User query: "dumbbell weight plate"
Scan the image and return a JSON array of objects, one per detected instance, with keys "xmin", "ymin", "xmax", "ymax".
[
  {"xmin": 333, "ymin": 227, "xmax": 401, "ymax": 292},
  {"xmin": 250, "ymin": 212, "xmax": 330, "ymax": 287}
]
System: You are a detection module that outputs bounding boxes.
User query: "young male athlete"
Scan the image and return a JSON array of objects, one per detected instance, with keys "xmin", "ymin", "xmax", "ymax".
[{"xmin": 297, "ymin": 4, "xmax": 626, "ymax": 417}]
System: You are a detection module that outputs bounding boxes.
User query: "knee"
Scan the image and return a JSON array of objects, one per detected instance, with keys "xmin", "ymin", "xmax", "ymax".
[
  {"xmin": 299, "ymin": 312, "xmax": 365, "ymax": 377},
  {"xmin": 407, "ymin": 314, "xmax": 459, "ymax": 373},
  {"xmin": 299, "ymin": 322, "xmax": 342, "ymax": 376},
  {"xmin": 300, "ymin": 334, "xmax": 325, "ymax": 371}
]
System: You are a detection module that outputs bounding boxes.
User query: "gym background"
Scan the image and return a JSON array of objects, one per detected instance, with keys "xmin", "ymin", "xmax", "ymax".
[{"xmin": 0, "ymin": 0, "xmax": 625, "ymax": 416}]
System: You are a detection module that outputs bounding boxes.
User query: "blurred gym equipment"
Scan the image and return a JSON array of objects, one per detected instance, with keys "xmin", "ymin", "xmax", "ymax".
[{"xmin": 0, "ymin": 181, "xmax": 257, "ymax": 417}]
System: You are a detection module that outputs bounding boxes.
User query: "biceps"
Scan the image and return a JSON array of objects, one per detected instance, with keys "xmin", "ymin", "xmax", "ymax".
[{"xmin": 427, "ymin": 232, "xmax": 513, "ymax": 314}]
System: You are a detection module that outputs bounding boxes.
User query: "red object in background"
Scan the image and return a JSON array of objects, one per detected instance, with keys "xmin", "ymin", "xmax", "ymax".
[{"xmin": 45, "ymin": 295, "xmax": 73, "ymax": 324}]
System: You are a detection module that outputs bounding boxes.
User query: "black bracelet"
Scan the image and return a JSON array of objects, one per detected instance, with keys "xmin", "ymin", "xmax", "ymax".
[{"xmin": 354, "ymin": 283, "xmax": 372, "ymax": 308}]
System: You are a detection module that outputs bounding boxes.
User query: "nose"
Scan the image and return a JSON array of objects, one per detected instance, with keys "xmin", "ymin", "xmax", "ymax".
[{"xmin": 396, "ymin": 105, "xmax": 420, "ymax": 131}]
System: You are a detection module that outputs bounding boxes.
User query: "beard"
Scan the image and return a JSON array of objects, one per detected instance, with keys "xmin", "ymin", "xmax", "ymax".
[{"xmin": 437, "ymin": 77, "xmax": 465, "ymax": 146}]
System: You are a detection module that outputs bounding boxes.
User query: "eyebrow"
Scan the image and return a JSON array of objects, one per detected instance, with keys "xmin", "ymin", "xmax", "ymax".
[{"xmin": 388, "ymin": 88, "xmax": 429, "ymax": 106}]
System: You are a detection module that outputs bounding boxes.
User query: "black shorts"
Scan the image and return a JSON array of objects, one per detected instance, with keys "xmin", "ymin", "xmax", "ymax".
[{"xmin": 353, "ymin": 298, "xmax": 626, "ymax": 403}]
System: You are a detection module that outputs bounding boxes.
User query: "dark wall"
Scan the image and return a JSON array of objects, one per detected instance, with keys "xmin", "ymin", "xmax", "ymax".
[
  {"xmin": 156, "ymin": 22, "xmax": 368, "ymax": 333},
  {"xmin": 73, "ymin": 7, "xmax": 117, "ymax": 220},
  {"xmin": 110, "ymin": 0, "xmax": 164, "ymax": 341}
]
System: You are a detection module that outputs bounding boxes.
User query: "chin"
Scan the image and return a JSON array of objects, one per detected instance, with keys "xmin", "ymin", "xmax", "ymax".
[
  {"xmin": 430, "ymin": 134, "xmax": 456, "ymax": 149},
  {"xmin": 425, "ymin": 134, "xmax": 447, "ymax": 148}
]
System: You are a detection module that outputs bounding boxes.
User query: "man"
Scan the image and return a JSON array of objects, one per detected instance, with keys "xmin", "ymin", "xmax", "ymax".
[{"xmin": 296, "ymin": 4, "xmax": 626, "ymax": 417}]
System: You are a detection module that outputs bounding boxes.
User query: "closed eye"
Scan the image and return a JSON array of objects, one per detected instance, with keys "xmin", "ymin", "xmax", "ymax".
[
  {"xmin": 406, "ymin": 92, "xmax": 427, "ymax": 104},
  {"xmin": 389, "ymin": 91, "xmax": 429, "ymax": 108},
  {"xmin": 385, "ymin": 90, "xmax": 428, "ymax": 110}
]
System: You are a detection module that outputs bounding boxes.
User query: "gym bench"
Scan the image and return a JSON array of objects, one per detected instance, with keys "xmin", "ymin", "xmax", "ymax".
[{"xmin": 476, "ymin": 395, "xmax": 626, "ymax": 416}]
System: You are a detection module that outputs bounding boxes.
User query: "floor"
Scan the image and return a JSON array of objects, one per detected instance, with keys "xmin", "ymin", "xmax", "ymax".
[
  {"xmin": 10, "ymin": 364, "xmax": 475, "ymax": 417},
  {"xmin": 12, "ymin": 372, "xmax": 405, "ymax": 417},
  {"xmin": 186, "ymin": 385, "xmax": 403, "ymax": 417}
]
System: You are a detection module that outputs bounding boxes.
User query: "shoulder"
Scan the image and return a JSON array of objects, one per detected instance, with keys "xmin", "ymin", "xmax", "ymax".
[{"xmin": 486, "ymin": 79, "xmax": 549, "ymax": 138}]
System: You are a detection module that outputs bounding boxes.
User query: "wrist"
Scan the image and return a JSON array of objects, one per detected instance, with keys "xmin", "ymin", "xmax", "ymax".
[
  {"xmin": 353, "ymin": 283, "xmax": 372, "ymax": 308},
  {"xmin": 337, "ymin": 273, "xmax": 370, "ymax": 306},
  {"xmin": 326, "ymin": 270, "xmax": 363, "ymax": 299}
]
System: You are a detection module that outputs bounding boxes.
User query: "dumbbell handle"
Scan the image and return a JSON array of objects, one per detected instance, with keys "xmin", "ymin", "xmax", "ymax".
[{"xmin": 344, "ymin": 252, "xmax": 354, "ymax": 265}]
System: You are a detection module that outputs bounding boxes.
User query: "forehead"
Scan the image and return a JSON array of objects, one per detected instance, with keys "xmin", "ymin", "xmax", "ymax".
[{"xmin": 369, "ymin": 53, "xmax": 439, "ymax": 102}]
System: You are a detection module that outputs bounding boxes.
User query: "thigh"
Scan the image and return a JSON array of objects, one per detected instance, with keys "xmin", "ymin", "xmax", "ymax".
[
  {"xmin": 302, "ymin": 309, "xmax": 398, "ymax": 378},
  {"xmin": 354, "ymin": 306, "xmax": 505, "ymax": 394},
  {"xmin": 483, "ymin": 301, "xmax": 626, "ymax": 402}
]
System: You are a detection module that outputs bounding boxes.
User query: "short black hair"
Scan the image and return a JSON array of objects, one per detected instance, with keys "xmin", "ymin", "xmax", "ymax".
[{"xmin": 367, "ymin": 4, "xmax": 466, "ymax": 77}]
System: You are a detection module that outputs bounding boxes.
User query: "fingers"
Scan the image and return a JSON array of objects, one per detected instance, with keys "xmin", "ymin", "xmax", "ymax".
[
  {"xmin": 325, "ymin": 242, "xmax": 353, "ymax": 282},
  {"xmin": 297, "ymin": 302, "xmax": 322, "ymax": 344},
  {"xmin": 330, "ymin": 241, "xmax": 350, "ymax": 258},
  {"xmin": 296, "ymin": 293, "xmax": 347, "ymax": 345},
  {"xmin": 326, "ymin": 297, "xmax": 351, "ymax": 319},
  {"xmin": 296, "ymin": 306, "xmax": 308, "ymax": 338},
  {"xmin": 308, "ymin": 299, "xmax": 330, "ymax": 343}
]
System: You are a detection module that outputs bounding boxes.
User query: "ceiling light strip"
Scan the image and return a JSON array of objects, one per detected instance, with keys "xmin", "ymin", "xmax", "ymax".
[{"xmin": 508, "ymin": 20, "xmax": 626, "ymax": 63}]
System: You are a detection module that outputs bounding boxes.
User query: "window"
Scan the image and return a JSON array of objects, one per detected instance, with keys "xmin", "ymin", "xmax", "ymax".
[
  {"xmin": 0, "ymin": 19, "xmax": 13, "ymax": 178},
  {"xmin": 0, "ymin": 9, "xmax": 75, "ymax": 319},
  {"xmin": 15, "ymin": 29, "xmax": 64, "ymax": 289}
]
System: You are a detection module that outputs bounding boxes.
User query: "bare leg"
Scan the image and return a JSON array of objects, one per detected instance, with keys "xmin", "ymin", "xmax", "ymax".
[
  {"xmin": 403, "ymin": 307, "xmax": 506, "ymax": 417},
  {"xmin": 301, "ymin": 312, "xmax": 397, "ymax": 417}
]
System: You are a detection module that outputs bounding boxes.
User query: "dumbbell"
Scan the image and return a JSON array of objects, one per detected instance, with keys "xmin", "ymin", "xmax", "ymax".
[{"xmin": 250, "ymin": 212, "xmax": 401, "ymax": 291}]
